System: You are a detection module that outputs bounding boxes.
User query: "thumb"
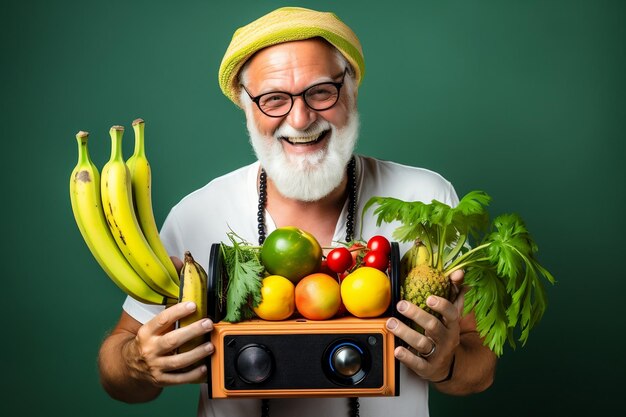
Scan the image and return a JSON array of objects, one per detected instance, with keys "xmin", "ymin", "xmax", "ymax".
[
  {"xmin": 448, "ymin": 269, "xmax": 465, "ymax": 304},
  {"xmin": 449, "ymin": 269, "xmax": 464, "ymax": 285}
]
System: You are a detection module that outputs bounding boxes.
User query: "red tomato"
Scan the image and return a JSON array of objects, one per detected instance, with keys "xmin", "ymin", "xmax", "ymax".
[
  {"xmin": 326, "ymin": 247, "xmax": 353, "ymax": 273},
  {"xmin": 348, "ymin": 242, "xmax": 366, "ymax": 269},
  {"xmin": 363, "ymin": 250, "xmax": 389, "ymax": 271},
  {"xmin": 319, "ymin": 259, "xmax": 339, "ymax": 278},
  {"xmin": 367, "ymin": 235, "xmax": 391, "ymax": 256}
]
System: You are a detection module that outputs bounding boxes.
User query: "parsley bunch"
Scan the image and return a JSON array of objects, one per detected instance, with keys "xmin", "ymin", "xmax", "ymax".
[{"xmin": 220, "ymin": 231, "xmax": 264, "ymax": 323}]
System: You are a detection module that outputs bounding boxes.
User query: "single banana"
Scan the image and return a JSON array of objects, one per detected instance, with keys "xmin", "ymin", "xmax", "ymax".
[
  {"xmin": 178, "ymin": 251, "xmax": 208, "ymax": 354},
  {"xmin": 101, "ymin": 126, "xmax": 179, "ymax": 299},
  {"xmin": 69, "ymin": 131, "xmax": 172, "ymax": 305},
  {"xmin": 126, "ymin": 118, "xmax": 179, "ymax": 285},
  {"xmin": 416, "ymin": 241, "xmax": 431, "ymax": 266},
  {"xmin": 400, "ymin": 239, "xmax": 431, "ymax": 278}
]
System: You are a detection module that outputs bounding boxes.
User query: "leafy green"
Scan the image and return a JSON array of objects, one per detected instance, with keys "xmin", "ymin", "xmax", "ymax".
[
  {"xmin": 363, "ymin": 191, "xmax": 555, "ymax": 356},
  {"xmin": 220, "ymin": 231, "xmax": 264, "ymax": 323}
]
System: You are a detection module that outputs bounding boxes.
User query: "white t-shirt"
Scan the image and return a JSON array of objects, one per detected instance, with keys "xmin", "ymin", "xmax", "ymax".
[{"xmin": 123, "ymin": 155, "xmax": 459, "ymax": 417}]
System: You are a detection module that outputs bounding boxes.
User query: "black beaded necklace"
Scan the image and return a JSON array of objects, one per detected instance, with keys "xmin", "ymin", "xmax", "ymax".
[{"xmin": 257, "ymin": 156, "xmax": 360, "ymax": 417}]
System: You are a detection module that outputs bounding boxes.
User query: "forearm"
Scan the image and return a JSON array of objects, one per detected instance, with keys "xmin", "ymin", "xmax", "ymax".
[
  {"xmin": 98, "ymin": 330, "xmax": 163, "ymax": 403},
  {"xmin": 433, "ymin": 331, "xmax": 496, "ymax": 395}
]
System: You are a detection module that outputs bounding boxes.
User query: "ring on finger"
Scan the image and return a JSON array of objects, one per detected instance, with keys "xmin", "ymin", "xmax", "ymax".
[{"xmin": 418, "ymin": 336, "xmax": 436, "ymax": 358}]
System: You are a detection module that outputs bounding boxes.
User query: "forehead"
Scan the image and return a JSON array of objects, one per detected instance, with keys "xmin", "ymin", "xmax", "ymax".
[{"xmin": 244, "ymin": 39, "xmax": 342, "ymax": 91}]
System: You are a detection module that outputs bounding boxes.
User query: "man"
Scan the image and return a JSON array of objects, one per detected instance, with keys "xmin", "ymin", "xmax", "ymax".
[{"xmin": 98, "ymin": 7, "xmax": 496, "ymax": 417}]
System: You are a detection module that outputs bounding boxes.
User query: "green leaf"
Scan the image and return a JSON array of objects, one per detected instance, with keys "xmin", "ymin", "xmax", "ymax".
[
  {"xmin": 464, "ymin": 263, "xmax": 510, "ymax": 357},
  {"xmin": 455, "ymin": 190, "xmax": 491, "ymax": 216},
  {"xmin": 450, "ymin": 191, "xmax": 491, "ymax": 241},
  {"xmin": 485, "ymin": 214, "xmax": 532, "ymax": 279},
  {"xmin": 220, "ymin": 232, "xmax": 264, "ymax": 323},
  {"xmin": 363, "ymin": 197, "xmax": 439, "ymax": 252}
]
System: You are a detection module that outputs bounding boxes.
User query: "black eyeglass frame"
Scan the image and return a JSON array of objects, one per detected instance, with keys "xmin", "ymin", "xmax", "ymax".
[{"xmin": 241, "ymin": 69, "xmax": 348, "ymax": 118}]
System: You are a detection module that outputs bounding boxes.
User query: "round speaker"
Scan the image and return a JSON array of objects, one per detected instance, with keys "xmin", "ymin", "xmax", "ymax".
[
  {"xmin": 322, "ymin": 339, "xmax": 371, "ymax": 386},
  {"xmin": 235, "ymin": 344, "xmax": 274, "ymax": 384}
]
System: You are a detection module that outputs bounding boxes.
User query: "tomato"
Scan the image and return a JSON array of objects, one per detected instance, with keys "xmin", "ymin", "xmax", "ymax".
[
  {"xmin": 253, "ymin": 275, "xmax": 295, "ymax": 321},
  {"xmin": 363, "ymin": 250, "xmax": 389, "ymax": 271},
  {"xmin": 319, "ymin": 259, "xmax": 339, "ymax": 278},
  {"xmin": 335, "ymin": 298, "xmax": 348, "ymax": 318},
  {"xmin": 340, "ymin": 267, "xmax": 391, "ymax": 318},
  {"xmin": 367, "ymin": 235, "xmax": 391, "ymax": 256},
  {"xmin": 260, "ymin": 227, "xmax": 323, "ymax": 283},
  {"xmin": 295, "ymin": 273, "xmax": 341, "ymax": 320},
  {"xmin": 326, "ymin": 247, "xmax": 353, "ymax": 273},
  {"xmin": 348, "ymin": 242, "xmax": 366, "ymax": 269}
]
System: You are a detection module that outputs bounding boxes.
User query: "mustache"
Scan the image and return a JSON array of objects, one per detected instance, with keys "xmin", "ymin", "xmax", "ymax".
[{"xmin": 274, "ymin": 119, "xmax": 332, "ymax": 139}]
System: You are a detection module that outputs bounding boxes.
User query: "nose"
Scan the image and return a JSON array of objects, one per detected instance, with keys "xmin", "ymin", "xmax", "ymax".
[{"xmin": 286, "ymin": 96, "xmax": 316, "ymax": 130}]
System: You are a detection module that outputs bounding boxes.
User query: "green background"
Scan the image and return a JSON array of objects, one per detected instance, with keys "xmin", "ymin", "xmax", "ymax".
[{"xmin": 3, "ymin": 0, "xmax": 624, "ymax": 416}]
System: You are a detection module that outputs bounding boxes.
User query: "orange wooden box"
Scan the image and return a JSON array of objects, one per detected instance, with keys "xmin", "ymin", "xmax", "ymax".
[{"xmin": 208, "ymin": 317, "xmax": 399, "ymax": 398}]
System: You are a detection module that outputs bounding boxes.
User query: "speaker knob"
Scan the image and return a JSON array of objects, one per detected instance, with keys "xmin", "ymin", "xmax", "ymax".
[
  {"xmin": 324, "ymin": 340, "xmax": 370, "ymax": 386},
  {"xmin": 332, "ymin": 345, "xmax": 362, "ymax": 377},
  {"xmin": 235, "ymin": 344, "xmax": 274, "ymax": 384}
]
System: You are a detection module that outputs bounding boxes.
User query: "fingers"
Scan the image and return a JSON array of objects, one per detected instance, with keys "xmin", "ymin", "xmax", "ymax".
[
  {"xmin": 386, "ymin": 298, "xmax": 460, "ymax": 382},
  {"xmin": 425, "ymin": 296, "xmax": 459, "ymax": 331},
  {"xmin": 158, "ymin": 361, "xmax": 209, "ymax": 385},
  {"xmin": 155, "ymin": 340, "xmax": 214, "ymax": 384},
  {"xmin": 150, "ymin": 349, "xmax": 211, "ymax": 386},
  {"xmin": 145, "ymin": 302, "xmax": 198, "ymax": 336},
  {"xmin": 155, "ymin": 311, "xmax": 213, "ymax": 360},
  {"xmin": 448, "ymin": 269, "xmax": 464, "ymax": 302},
  {"xmin": 391, "ymin": 299, "xmax": 459, "ymax": 341},
  {"xmin": 448, "ymin": 269, "xmax": 464, "ymax": 285},
  {"xmin": 386, "ymin": 301, "xmax": 436, "ymax": 351},
  {"xmin": 393, "ymin": 345, "xmax": 428, "ymax": 375},
  {"xmin": 132, "ymin": 307, "xmax": 215, "ymax": 386},
  {"xmin": 163, "ymin": 341, "xmax": 215, "ymax": 373},
  {"xmin": 164, "ymin": 318, "xmax": 214, "ymax": 355},
  {"xmin": 386, "ymin": 315, "xmax": 435, "ymax": 355}
]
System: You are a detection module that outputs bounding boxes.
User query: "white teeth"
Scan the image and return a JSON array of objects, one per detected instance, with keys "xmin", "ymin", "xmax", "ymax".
[{"xmin": 286, "ymin": 132, "xmax": 323, "ymax": 144}]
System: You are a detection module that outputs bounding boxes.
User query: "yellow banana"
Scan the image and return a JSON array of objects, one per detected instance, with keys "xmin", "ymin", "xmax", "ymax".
[
  {"xmin": 178, "ymin": 251, "xmax": 208, "ymax": 353},
  {"xmin": 416, "ymin": 241, "xmax": 431, "ymax": 266},
  {"xmin": 126, "ymin": 118, "xmax": 179, "ymax": 285},
  {"xmin": 400, "ymin": 239, "xmax": 431, "ymax": 278},
  {"xmin": 101, "ymin": 126, "xmax": 179, "ymax": 299},
  {"xmin": 69, "ymin": 131, "xmax": 171, "ymax": 305}
]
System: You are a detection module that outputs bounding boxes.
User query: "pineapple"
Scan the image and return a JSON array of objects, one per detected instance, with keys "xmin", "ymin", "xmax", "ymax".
[
  {"xmin": 399, "ymin": 241, "xmax": 450, "ymax": 323},
  {"xmin": 401, "ymin": 264, "xmax": 450, "ymax": 316}
]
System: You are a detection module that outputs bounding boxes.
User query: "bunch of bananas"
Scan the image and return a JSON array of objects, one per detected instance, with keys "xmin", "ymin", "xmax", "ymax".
[{"xmin": 69, "ymin": 119, "xmax": 204, "ymax": 309}]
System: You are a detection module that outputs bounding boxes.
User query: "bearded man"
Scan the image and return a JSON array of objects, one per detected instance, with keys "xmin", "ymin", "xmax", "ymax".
[{"xmin": 97, "ymin": 7, "xmax": 497, "ymax": 417}]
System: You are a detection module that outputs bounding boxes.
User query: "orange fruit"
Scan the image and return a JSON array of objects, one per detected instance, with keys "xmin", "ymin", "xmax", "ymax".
[
  {"xmin": 340, "ymin": 267, "xmax": 391, "ymax": 318},
  {"xmin": 253, "ymin": 275, "xmax": 295, "ymax": 321},
  {"xmin": 295, "ymin": 273, "xmax": 341, "ymax": 320}
]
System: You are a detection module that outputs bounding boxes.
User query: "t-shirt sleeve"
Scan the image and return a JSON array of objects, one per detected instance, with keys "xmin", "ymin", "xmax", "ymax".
[
  {"xmin": 160, "ymin": 206, "xmax": 186, "ymax": 260},
  {"xmin": 443, "ymin": 178, "xmax": 460, "ymax": 208},
  {"xmin": 122, "ymin": 297, "xmax": 166, "ymax": 324}
]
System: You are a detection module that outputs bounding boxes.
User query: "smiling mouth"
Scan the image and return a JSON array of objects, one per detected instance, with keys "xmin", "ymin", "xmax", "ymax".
[{"xmin": 280, "ymin": 130, "xmax": 329, "ymax": 145}]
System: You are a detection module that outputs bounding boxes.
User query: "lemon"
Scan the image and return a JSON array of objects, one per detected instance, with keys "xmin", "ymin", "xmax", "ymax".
[
  {"xmin": 340, "ymin": 267, "xmax": 391, "ymax": 318},
  {"xmin": 253, "ymin": 275, "xmax": 296, "ymax": 321}
]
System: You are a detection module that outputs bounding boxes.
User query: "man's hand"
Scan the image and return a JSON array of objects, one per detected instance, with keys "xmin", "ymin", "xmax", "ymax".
[
  {"xmin": 125, "ymin": 302, "xmax": 215, "ymax": 386},
  {"xmin": 98, "ymin": 256, "xmax": 215, "ymax": 402},
  {"xmin": 385, "ymin": 269, "xmax": 465, "ymax": 383}
]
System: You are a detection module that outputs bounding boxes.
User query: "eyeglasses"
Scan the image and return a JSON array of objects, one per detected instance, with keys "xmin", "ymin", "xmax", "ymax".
[{"xmin": 241, "ymin": 69, "xmax": 348, "ymax": 118}]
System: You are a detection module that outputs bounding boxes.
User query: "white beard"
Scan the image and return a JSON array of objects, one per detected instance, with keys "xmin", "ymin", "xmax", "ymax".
[{"xmin": 246, "ymin": 111, "xmax": 360, "ymax": 202}]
